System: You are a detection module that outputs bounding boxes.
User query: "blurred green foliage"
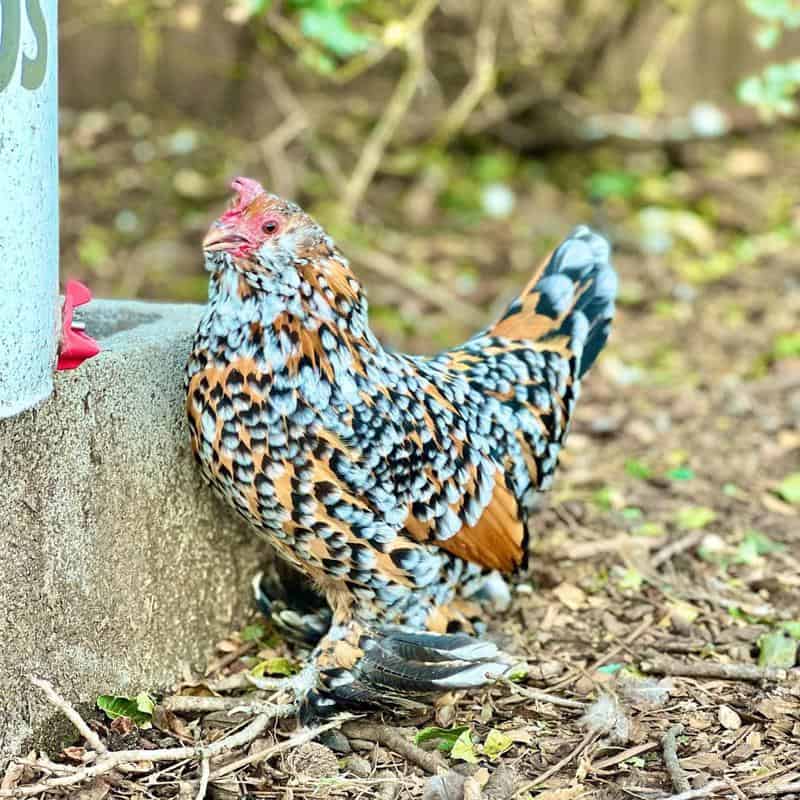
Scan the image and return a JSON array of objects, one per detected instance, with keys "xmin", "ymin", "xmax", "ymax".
[{"xmin": 740, "ymin": 0, "xmax": 800, "ymax": 117}]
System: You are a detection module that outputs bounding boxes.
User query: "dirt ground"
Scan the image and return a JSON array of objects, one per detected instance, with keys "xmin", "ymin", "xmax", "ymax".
[{"xmin": 6, "ymin": 115, "xmax": 799, "ymax": 798}]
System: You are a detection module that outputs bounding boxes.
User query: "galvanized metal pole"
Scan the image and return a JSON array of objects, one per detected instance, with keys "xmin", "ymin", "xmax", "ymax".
[{"xmin": 0, "ymin": 0, "xmax": 59, "ymax": 418}]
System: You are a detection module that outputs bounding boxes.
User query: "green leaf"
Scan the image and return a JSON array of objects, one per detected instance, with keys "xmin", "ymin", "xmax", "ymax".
[
  {"xmin": 781, "ymin": 621, "xmax": 800, "ymax": 638},
  {"xmin": 776, "ymin": 473, "xmax": 800, "ymax": 504},
  {"xmin": 625, "ymin": 459, "xmax": 652, "ymax": 479},
  {"xmin": 617, "ymin": 568, "xmax": 644, "ymax": 591},
  {"xmin": 472, "ymin": 152, "xmax": 516, "ymax": 183},
  {"xmin": 450, "ymin": 729, "xmax": 479, "ymax": 764},
  {"xmin": 621, "ymin": 507, "xmax": 643, "ymax": 521},
  {"xmin": 97, "ymin": 693, "xmax": 155, "ymax": 727},
  {"xmin": 597, "ymin": 662, "xmax": 623, "ymax": 675},
  {"xmin": 632, "ymin": 522, "xmax": 666, "ymax": 538},
  {"xmin": 758, "ymin": 628, "xmax": 798, "ymax": 668},
  {"xmin": 241, "ymin": 623, "xmax": 266, "ymax": 642},
  {"xmin": 773, "ymin": 332, "xmax": 800, "ymax": 359},
  {"xmin": 674, "ymin": 506, "xmax": 716, "ymax": 530},
  {"xmin": 737, "ymin": 61, "xmax": 800, "ymax": 118},
  {"xmin": 734, "ymin": 530, "xmax": 782, "ymax": 564},
  {"xmin": 506, "ymin": 663, "xmax": 529, "ymax": 682},
  {"xmin": 666, "ymin": 466, "xmax": 695, "ymax": 481},
  {"xmin": 592, "ymin": 486, "xmax": 624, "ymax": 511},
  {"xmin": 415, "ymin": 726, "xmax": 469, "ymax": 753},
  {"xmin": 728, "ymin": 605, "xmax": 761, "ymax": 624},
  {"xmin": 587, "ymin": 170, "xmax": 639, "ymax": 200},
  {"xmin": 483, "ymin": 729, "xmax": 513, "ymax": 759},
  {"xmin": 250, "ymin": 657, "xmax": 297, "ymax": 678},
  {"xmin": 300, "ymin": 7, "xmax": 371, "ymax": 57},
  {"xmin": 755, "ymin": 23, "xmax": 781, "ymax": 49}
]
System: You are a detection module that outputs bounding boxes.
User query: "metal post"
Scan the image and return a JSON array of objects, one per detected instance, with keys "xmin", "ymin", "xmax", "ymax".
[{"xmin": 0, "ymin": 0, "xmax": 59, "ymax": 418}]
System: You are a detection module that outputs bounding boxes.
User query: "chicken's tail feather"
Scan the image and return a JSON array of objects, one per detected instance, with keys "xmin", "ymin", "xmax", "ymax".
[{"xmin": 490, "ymin": 226, "xmax": 617, "ymax": 379}]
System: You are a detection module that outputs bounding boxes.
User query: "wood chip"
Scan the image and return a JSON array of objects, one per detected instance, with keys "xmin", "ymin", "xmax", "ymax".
[{"xmin": 718, "ymin": 706, "xmax": 743, "ymax": 731}]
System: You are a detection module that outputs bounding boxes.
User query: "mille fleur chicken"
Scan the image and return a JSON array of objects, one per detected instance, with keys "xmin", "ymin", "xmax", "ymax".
[{"xmin": 186, "ymin": 176, "xmax": 617, "ymax": 715}]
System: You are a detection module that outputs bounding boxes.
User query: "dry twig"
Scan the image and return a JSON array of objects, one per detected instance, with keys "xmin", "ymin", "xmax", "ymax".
[
  {"xmin": 433, "ymin": 0, "xmax": 504, "ymax": 146},
  {"xmin": 340, "ymin": 3, "xmax": 431, "ymax": 221},
  {"xmin": 640, "ymin": 658, "xmax": 798, "ymax": 683},
  {"xmin": 29, "ymin": 678, "xmax": 108, "ymax": 756},
  {"xmin": 515, "ymin": 731, "xmax": 599, "ymax": 795},
  {"xmin": 659, "ymin": 781, "xmax": 729, "ymax": 800},
  {"xmin": 163, "ymin": 694, "xmax": 291, "ymax": 715},
  {"xmin": 503, "ymin": 678, "xmax": 587, "ymax": 710},
  {"xmin": 195, "ymin": 757, "xmax": 209, "ymax": 800},
  {"xmin": 651, "ymin": 531, "xmax": 706, "ymax": 569},
  {"xmin": 752, "ymin": 783, "xmax": 800, "ymax": 797},
  {"xmin": 662, "ymin": 724, "xmax": 690, "ymax": 794},
  {"xmin": 342, "ymin": 721, "xmax": 445, "ymax": 775},
  {"xmin": 0, "ymin": 679, "xmax": 300, "ymax": 798},
  {"xmin": 208, "ymin": 716, "xmax": 352, "ymax": 780}
]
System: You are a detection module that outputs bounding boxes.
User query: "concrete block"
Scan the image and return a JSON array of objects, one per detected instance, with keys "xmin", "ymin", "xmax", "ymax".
[{"xmin": 0, "ymin": 299, "xmax": 263, "ymax": 762}]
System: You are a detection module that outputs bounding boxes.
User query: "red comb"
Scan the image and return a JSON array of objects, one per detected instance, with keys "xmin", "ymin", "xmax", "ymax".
[{"xmin": 228, "ymin": 177, "xmax": 265, "ymax": 210}]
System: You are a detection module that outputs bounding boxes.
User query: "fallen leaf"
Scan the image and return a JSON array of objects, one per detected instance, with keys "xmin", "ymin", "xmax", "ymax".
[
  {"xmin": 718, "ymin": 705, "xmax": 742, "ymax": 730},
  {"xmin": 97, "ymin": 693, "xmax": 154, "ymax": 728},
  {"xmin": 681, "ymin": 752, "xmax": 728, "ymax": 773},
  {"xmin": 674, "ymin": 507, "xmax": 716, "ymax": 530},
  {"xmin": 250, "ymin": 657, "xmax": 297, "ymax": 678},
  {"xmin": 686, "ymin": 713, "xmax": 713, "ymax": 731},
  {"xmin": 503, "ymin": 727, "xmax": 534, "ymax": 745},
  {"xmin": 554, "ymin": 582, "xmax": 587, "ymax": 610},
  {"xmin": 240, "ymin": 624, "xmax": 266, "ymax": 642},
  {"xmin": 758, "ymin": 628, "xmax": 799, "ymax": 668},
  {"xmin": 533, "ymin": 786, "xmax": 587, "ymax": 800},
  {"xmin": 665, "ymin": 599, "xmax": 701, "ymax": 624},
  {"xmin": 776, "ymin": 473, "xmax": 800, "ymax": 505},
  {"xmin": 61, "ymin": 746, "xmax": 88, "ymax": 762},
  {"xmin": 415, "ymin": 726, "xmax": 469, "ymax": 754},
  {"xmin": 482, "ymin": 729, "xmax": 513, "ymax": 759},
  {"xmin": 451, "ymin": 729, "xmax": 479, "ymax": 764},
  {"xmin": 746, "ymin": 730, "xmax": 762, "ymax": 749}
]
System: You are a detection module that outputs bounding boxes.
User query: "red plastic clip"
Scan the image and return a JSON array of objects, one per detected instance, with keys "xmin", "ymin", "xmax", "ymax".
[{"xmin": 57, "ymin": 280, "xmax": 101, "ymax": 371}]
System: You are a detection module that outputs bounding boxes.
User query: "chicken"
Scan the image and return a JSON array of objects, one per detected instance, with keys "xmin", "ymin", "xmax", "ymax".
[{"xmin": 186, "ymin": 177, "xmax": 617, "ymax": 714}]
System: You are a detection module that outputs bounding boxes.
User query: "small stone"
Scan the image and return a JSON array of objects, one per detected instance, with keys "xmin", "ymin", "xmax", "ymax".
[
  {"xmin": 718, "ymin": 705, "xmax": 742, "ymax": 730},
  {"xmin": 285, "ymin": 741, "xmax": 339, "ymax": 780},
  {"xmin": 346, "ymin": 755, "xmax": 372, "ymax": 778},
  {"xmin": 318, "ymin": 728, "xmax": 351, "ymax": 754}
]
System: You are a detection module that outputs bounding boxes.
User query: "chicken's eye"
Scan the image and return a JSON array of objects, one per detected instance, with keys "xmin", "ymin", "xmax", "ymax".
[{"xmin": 262, "ymin": 219, "xmax": 280, "ymax": 235}]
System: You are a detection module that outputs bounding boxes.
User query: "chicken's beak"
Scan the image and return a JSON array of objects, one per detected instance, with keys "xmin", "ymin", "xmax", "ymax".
[{"xmin": 202, "ymin": 223, "xmax": 247, "ymax": 252}]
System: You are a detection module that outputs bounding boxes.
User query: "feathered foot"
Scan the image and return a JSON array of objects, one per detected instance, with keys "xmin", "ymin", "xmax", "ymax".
[
  {"xmin": 306, "ymin": 621, "xmax": 515, "ymax": 716},
  {"xmin": 252, "ymin": 563, "xmax": 332, "ymax": 646}
]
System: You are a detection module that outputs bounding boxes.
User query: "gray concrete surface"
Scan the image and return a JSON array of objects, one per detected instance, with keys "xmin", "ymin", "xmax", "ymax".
[{"xmin": 0, "ymin": 299, "xmax": 265, "ymax": 762}]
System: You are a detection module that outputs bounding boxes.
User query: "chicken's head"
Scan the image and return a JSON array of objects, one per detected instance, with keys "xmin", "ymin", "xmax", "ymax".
[{"xmin": 202, "ymin": 177, "xmax": 325, "ymax": 280}]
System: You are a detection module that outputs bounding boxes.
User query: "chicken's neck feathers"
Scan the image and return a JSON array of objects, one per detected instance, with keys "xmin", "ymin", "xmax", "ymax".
[{"xmin": 199, "ymin": 256, "xmax": 385, "ymax": 383}]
